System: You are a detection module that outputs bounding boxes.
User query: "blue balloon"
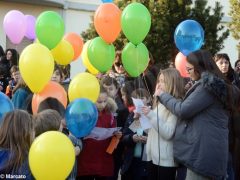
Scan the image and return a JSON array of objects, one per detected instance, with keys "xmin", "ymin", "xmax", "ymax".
[
  {"xmin": 65, "ymin": 98, "xmax": 98, "ymax": 138},
  {"xmin": 102, "ymin": 0, "xmax": 113, "ymax": 3},
  {"xmin": 0, "ymin": 92, "xmax": 14, "ymax": 124},
  {"xmin": 174, "ymin": 20, "xmax": 204, "ymax": 56}
]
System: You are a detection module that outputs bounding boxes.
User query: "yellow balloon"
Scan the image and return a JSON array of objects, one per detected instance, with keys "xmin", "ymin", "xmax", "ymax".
[
  {"xmin": 82, "ymin": 40, "xmax": 99, "ymax": 75},
  {"xmin": 51, "ymin": 39, "xmax": 74, "ymax": 65},
  {"xmin": 19, "ymin": 44, "xmax": 54, "ymax": 93},
  {"xmin": 68, "ymin": 72, "xmax": 100, "ymax": 102},
  {"xmin": 29, "ymin": 131, "xmax": 75, "ymax": 180}
]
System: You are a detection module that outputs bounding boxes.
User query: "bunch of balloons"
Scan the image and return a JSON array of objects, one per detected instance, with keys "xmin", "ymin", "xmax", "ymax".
[
  {"xmin": 82, "ymin": 1, "xmax": 121, "ymax": 73},
  {"xmin": 3, "ymin": 10, "xmax": 36, "ymax": 44},
  {"xmin": 174, "ymin": 19, "xmax": 204, "ymax": 77},
  {"xmin": 121, "ymin": 3, "xmax": 151, "ymax": 77}
]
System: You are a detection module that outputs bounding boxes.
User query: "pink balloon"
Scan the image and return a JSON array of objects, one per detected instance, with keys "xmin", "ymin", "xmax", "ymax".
[
  {"xmin": 3, "ymin": 10, "xmax": 26, "ymax": 44},
  {"xmin": 175, "ymin": 52, "xmax": 189, "ymax": 78},
  {"xmin": 25, "ymin": 15, "xmax": 36, "ymax": 40}
]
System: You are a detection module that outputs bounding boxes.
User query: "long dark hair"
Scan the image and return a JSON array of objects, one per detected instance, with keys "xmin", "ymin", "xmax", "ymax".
[
  {"xmin": 214, "ymin": 53, "xmax": 235, "ymax": 82},
  {"xmin": 0, "ymin": 110, "xmax": 33, "ymax": 172},
  {"xmin": 6, "ymin": 49, "xmax": 19, "ymax": 67},
  {"xmin": 187, "ymin": 50, "xmax": 233, "ymax": 111}
]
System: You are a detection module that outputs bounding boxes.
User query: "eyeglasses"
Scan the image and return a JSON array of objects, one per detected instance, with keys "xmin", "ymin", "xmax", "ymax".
[
  {"xmin": 114, "ymin": 62, "xmax": 123, "ymax": 67},
  {"xmin": 186, "ymin": 67, "xmax": 194, "ymax": 73}
]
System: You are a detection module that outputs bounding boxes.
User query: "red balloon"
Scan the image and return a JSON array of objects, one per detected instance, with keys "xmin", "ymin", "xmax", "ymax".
[
  {"xmin": 64, "ymin": 33, "xmax": 84, "ymax": 61},
  {"xmin": 175, "ymin": 52, "xmax": 189, "ymax": 78},
  {"xmin": 32, "ymin": 81, "xmax": 67, "ymax": 114},
  {"xmin": 94, "ymin": 3, "xmax": 121, "ymax": 44}
]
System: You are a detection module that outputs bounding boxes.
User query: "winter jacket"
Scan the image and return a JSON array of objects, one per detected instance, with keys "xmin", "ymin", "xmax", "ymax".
[
  {"xmin": 146, "ymin": 103, "xmax": 178, "ymax": 167},
  {"xmin": 158, "ymin": 72, "xmax": 229, "ymax": 178}
]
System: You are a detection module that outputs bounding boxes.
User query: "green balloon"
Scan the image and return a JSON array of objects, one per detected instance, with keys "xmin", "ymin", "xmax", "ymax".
[
  {"xmin": 88, "ymin": 37, "xmax": 115, "ymax": 73},
  {"xmin": 122, "ymin": 42, "xmax": 149, "ymax": 77},
  {"xmin": 36, "ymin": 11, "xmax": 64, "ymax": 49},
  {"xmin": 121, "ymin": 3, "xmax": 151, "ymax": 45}
]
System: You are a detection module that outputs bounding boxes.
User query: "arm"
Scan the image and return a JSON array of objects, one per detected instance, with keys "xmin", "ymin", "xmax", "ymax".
[{"xmin": 158, "ymin": 85, "xmax": 214, "ymax": 119}]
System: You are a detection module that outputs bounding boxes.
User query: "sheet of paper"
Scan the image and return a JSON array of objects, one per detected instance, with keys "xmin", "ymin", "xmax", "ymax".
[
  {"xmin": 84, "ymin": 127, "xmax": 121, "ymax": 140},
  {"xmin": 140, "ymin": 115, "xmax": 152, "ymax": 130},
  {"xmin": 132, "ymin": 97, "xmax": 145, "ymax": 114},
  {"xmin": 132, "ymin": 97, "xmax": 152, "ymax": 130}
]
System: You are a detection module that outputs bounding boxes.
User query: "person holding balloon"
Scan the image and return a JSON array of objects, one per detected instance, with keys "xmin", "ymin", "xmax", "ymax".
[
  {"xmin": 77, "ymin": 86, "xmax": 120, "ymax": 179},
  {"xmin": 0, "ymin": 110, "xmax": 34, "ymax": 179},
  {"xmin": 155, "ymin": 50, "xmax": 234, "ymax": 179},
  {"xmin": 34, "ymin": 108, "xmax": 82, "ymax": 180}
]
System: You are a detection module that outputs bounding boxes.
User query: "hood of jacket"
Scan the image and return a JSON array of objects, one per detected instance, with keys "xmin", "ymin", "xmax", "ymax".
[{"xmin": 200, "ymin": 72, "xmax": 227, "ymax": 105}]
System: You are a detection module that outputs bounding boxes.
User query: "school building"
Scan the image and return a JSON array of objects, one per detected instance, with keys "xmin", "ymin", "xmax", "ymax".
[{"xmin": 0, "ymin": 0, "xmax": 238, "ymax": 77}]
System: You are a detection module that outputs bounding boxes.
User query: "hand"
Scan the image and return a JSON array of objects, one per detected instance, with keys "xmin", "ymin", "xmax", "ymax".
[
  {"xmin": 74, "ymin": 146, "xmax": 81, "ymax": 156},
  {"xmin": 154, "ymin": 83, "xmax": 164, "ymax": 97},
  {"xmin": 113, "ymin": 131, "xmax": 122, "ymax": 139},
  {"xmin": 142, "ymin": 106, "xmax": 151, "ymax": 116},
  {"xmin": 133, "ymin": 112, "xmax": 141, "ymax": 119},
  {"xmin": 139, "ymin": 135, "xmax": 147, "ymax": 144},
  {"xmin": 132, "ymin": 134, "xmax": 141, "ymax": 143}
]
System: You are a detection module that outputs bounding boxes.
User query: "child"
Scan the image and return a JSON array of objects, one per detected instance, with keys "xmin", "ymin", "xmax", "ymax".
[
  {"xmin": 37, "ymin": 100, "xmax": 82, "ymax": 180},
  {"xmin": 101, "ymin": 76, "xmax": 129, "ymax": 180},
  {"xmin": 11, "ymin": 76, "xmax": 32, "ymax": 111},
  {"xmin": 0, "ymin": 110, "xmax": 34, "ymax": 179},
  {"xmin": 5, "ymin": 65, "xmax": 20, "ymax": 98},
  {"xmin": 121, "ymin": 88, "xmax": 150, "ymax": 180},
  {"xmin": 77, "ymin": 86, "xmax": 119, "ymax": 179},
  {"xmin": 142, "ymin": 68, "xmax": 185, "ymax": 180},
  {"xmin": 51, "ymin": 64, "xmax": 64, "ymax": 84}
]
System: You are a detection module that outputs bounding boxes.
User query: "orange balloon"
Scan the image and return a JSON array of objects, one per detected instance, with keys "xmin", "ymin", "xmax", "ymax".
[
  {"xmin": 64, "ymin": 33, "xmax": 84, "ymax": 60},
  {"xmin": 32, "ymin": 81, "xmax": 67, "ymax": 114},
  {"xmin": 175, "ymin": 52, "xmax": 189, "ymax": 78},
  {"xmin": 94, "ymin": 3, "xmax": 121, "ymax": 44}
]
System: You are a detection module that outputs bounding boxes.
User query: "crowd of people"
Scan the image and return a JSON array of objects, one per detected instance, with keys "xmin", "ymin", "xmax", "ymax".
[{"xmin": 0, "ymin": 44, "xmax": 240, "ymax": 180}]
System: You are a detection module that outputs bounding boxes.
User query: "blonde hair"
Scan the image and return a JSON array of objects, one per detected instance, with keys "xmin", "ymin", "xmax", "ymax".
[{"xmin": 153, "ymin": 68, "xmax": 185, "ymax": 107}]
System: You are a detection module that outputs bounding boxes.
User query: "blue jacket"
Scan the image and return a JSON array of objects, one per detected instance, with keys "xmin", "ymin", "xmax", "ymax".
[
  {"xmin": 159, "ymin": 72, "xmax": 229, "ymax": 178},
  {"xmin": 0, "ymin": 149, "xmax": 33, "ymax": 179}
]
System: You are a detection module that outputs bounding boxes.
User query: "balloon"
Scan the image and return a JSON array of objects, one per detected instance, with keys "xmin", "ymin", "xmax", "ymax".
[
  {"xmin": 121, "ymin": 3, "xmax": 151, "ymax": 45},
  {"xmin": 102, "ymin": 0, "xmax": 113, "ymax": 3},
  {"xmin": 36, "ymin": 11, "xmax": 64, "ymax": 49},
  {"xmin": 0, "ymin": 92, "xmax": 14, "ymax": 124},
  {"xmin": 175, "ymin": 52, "xmax": 189, "ymax": 78},
  {"xmin": 51, "ymin": 39, "xmax": 74, "ymax": 65},
  {"xmin": 82, "ymin": 40, "xmax": 99, "ymax": 75},
  {"xmin": 3, "ymin": 10, "xmax": 26, "ymax": 44},
  {"xmin": 174, "ymin": 20, "xmax": 204, "ymax": 56},
  {"xmin": 94, "ymin": 3, "xmax": 121, "ymax": 43},
  {"xmin": 19, "ymin": 44, "xmax": 54, "ymax": 93},
  {"xmin": 65, "ymin": 98, "xmax": 98, "ymax": 138},
  {"xmin": 64, "ymin": 32, "xmax": 84, "ymax": 60},
  {"xmin": 88, "ymin": 37, "xmax": 115, "ymax": 73},
  {"xmin": 68, "ymin": 72, "xmax": 100, "ymax": 102},
  {"xmin": 32, "ymin": 81, "xmax": 67, "ymax": 114},
  {"xmin": 25, "ymin": 15, "xmax": 36, "ymax": 40},
  {"xmin": 29, "ymin": 131, "xmax": 75, "ymax": 180},
  {"xmin": 122, "ymin": 42, "xmax": 149, "ymax": 77}
]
